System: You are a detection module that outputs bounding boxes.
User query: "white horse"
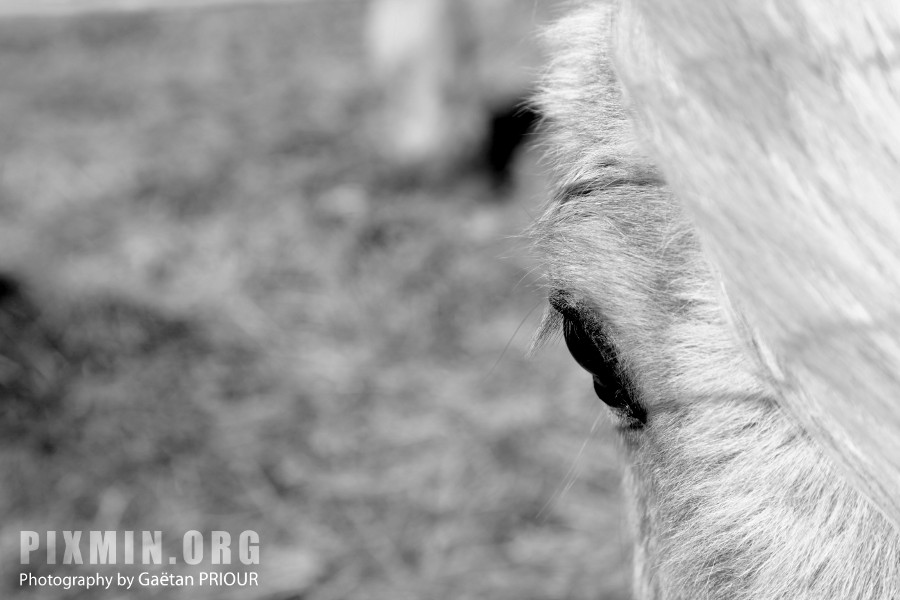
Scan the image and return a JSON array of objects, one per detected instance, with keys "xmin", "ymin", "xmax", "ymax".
[{"xmin": 533, "ymin": 1, "xmax": 900, "ymax": 597}]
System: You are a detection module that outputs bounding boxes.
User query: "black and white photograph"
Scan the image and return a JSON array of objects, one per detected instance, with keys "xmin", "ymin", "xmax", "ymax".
[{"xmin": 2, "ymin": 1, "xmax": 899, "ymax": 599}]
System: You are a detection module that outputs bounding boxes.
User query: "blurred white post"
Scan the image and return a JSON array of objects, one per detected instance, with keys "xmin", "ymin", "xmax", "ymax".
[{"xmin": 365, "ymin": 0, "xmax": 483, "ymax": 176}]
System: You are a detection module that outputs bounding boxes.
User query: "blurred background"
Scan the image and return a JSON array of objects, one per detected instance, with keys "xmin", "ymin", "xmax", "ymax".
[{"xmin": 0, "ymin": 0, "xmax": 630, "ymax": 598}]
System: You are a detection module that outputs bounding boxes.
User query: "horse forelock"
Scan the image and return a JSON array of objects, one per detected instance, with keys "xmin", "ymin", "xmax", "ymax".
[{"xmin": 613, "ymin": 0, "xmax": 900, "ymax": 525}]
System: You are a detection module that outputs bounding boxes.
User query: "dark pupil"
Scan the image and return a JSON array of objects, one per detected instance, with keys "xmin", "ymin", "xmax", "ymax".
[{"xmin": 553, "ymin": 296, "xmax": 646, "ymax": 427}]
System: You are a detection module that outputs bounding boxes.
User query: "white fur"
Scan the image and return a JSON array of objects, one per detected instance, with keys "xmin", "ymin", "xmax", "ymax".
[{"xmin": 533, "ymin": 2, "xmax": 900, "ymax": 597}]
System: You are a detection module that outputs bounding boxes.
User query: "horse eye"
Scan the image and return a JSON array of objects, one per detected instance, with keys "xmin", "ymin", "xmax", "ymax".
[
  {"xmin": 551, "ymin": 292, "xmax": 647, "ymax": 427},
  {"xmin": 562, "ymin": 316, "xmax": 618, "ymax": 387}
]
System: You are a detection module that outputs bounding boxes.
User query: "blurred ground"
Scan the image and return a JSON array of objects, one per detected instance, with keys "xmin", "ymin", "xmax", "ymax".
[{"xmin": 0, "ymin": 2, "xmax": 630, "ymax": 599}]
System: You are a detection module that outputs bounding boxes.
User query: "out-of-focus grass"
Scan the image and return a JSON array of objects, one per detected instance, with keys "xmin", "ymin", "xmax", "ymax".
[{"xmin": 0, "ymin": 2, "xmax": 630, "ymax": 599}]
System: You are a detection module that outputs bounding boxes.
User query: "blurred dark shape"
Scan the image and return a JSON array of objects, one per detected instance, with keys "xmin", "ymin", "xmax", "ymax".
[
  {"xmin": 0, "ymin": 273, "xmax": 64, "ymax": 441},
  {"xmin": 485, "ymin": 99, "xmax": 539, "ymax": 191},
  {"xmin": 0, "ymin": 272, "xmax": 20, "ymax": 302},
  {"xmin": 370, "ymin": 98, "xmax": 541, "ymax": 194}
]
